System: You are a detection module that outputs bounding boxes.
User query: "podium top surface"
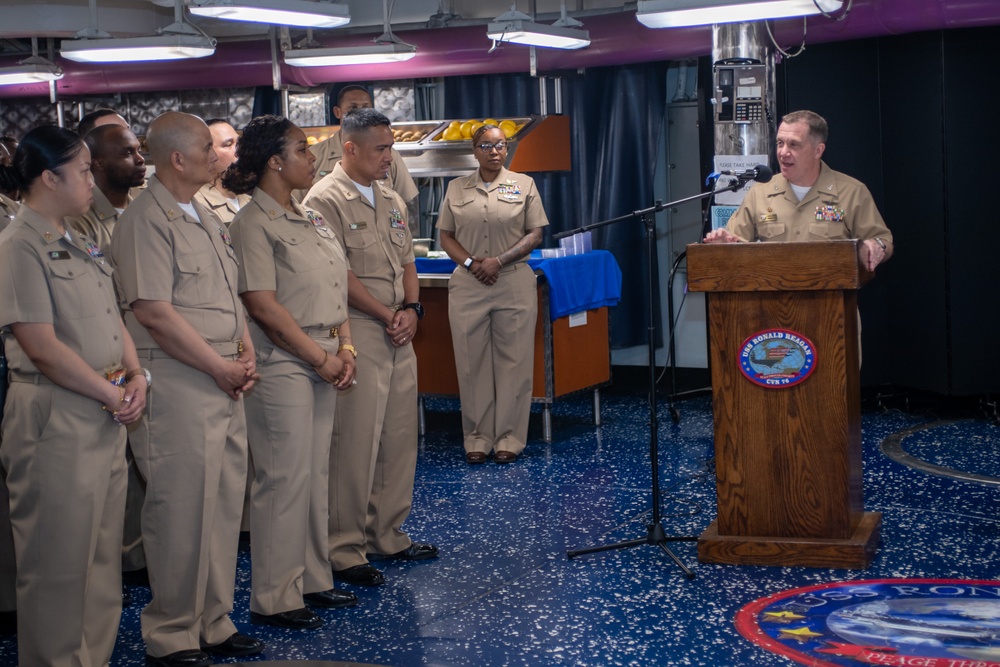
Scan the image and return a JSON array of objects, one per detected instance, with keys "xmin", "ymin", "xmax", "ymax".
[{"xmin": 686, "ymin": 240, "xmax": 863, "ymax": 292}]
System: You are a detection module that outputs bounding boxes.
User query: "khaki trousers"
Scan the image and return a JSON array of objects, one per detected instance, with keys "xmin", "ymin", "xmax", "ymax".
[
  {"xmin": 329, "ymin": 317, "xmax": 417, "ymax": 569},
  {"xmin": 1, "ymin": 382, "xmax": 126, "ymax": 667},
  {"xmin": 246, "ymin": 342, "xmax": 336, "ymax": 615},
  {"xmin": 131, "ymin": 355, "xmax": 246, "ymax": 657},
  {"xmin": 449, "ymin": 265, "xmax": 537, "ymax": 455}
]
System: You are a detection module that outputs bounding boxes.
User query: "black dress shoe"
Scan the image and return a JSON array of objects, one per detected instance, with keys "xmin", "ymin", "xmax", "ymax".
[
  {"xmin": 332, "ymin": 563, "xmax": 385, "ymax": 586},
  {"xmin": 370, "ymin": 542, "xmax": 440, "ymax": 562},
  {"xmin": 145, "ymin": 649, "xmax": 211, "ymax": 667},
  {"xmin": 494, "ymin": 450, "xmax": 518, "ymax": 464},
  {"xmin": 200, "ymin": 632, "xmax": 265, "ymax": 657},
  {"xmin": 304, "ymin": 588, "xmax": 359, "ymax": 608},
  {"xmin": 250, "ymin": 608, "xmax": 323, "ymax": 630}
]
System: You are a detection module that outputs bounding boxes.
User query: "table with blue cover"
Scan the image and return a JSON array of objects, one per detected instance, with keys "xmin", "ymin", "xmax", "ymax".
[{"xmin": 412, "ymin": 249, "xmax": 622, "ymax": 443}]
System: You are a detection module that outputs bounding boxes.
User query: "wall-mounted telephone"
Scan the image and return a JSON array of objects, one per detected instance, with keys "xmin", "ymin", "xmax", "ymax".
[{"xmin": 713, "ymin": 58, "xmax": 767, "ymax": 124}]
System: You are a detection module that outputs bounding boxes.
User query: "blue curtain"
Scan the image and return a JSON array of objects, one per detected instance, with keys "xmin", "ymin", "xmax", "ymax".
[{"xmin": 443, "ymin": 63, "xmax": 669, "ymax": 349}]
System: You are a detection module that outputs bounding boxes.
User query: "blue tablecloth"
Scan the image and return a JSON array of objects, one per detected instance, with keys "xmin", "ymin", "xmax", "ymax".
[{"xmin": 415, "ymin": 249, "xmax": 622, "ymax": 321}]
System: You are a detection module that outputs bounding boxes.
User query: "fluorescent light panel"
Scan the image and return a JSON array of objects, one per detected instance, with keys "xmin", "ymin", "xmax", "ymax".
[
  {"xmin": 637, "ymin": 0, "xmax": 843, "ymax": 27},
  {"xmin": 285, "ymin": 42, "xmax": 416, "ymax": 67},
  {"xmin": 61, "ymin": 33, "xmax": 216, "ymax": 63},
  {"xmin": 0, "ymin": 62, "xmax": 63, "ymax": 86},
  {"xmin": 487, "ymin": 19, "xmax": 590, "ymax": 49},
  {"xmin": 190, "ymin": 0, "xmax": 350, "ymax": 28}
]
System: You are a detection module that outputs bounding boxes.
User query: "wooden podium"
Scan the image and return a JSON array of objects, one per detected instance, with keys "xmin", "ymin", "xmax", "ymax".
[{"xmin": 686, "ymin": 240, "xmax": 881, "ymax": 569}]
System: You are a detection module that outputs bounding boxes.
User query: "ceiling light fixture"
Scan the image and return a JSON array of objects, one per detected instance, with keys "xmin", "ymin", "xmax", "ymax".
[
  {"xmin": 637, "ymin": 0, "xmax": 844, "ymax": 28},
  {"xmin": 284, "ymin": 0, "xmax": 415, "ymax": 67},
  {"xmin": 61, "ymin": 0, "xmax": 216, "ymax": 63},
  {"xmin": 487, "ymin": 2, "xmax": 590, "ymax": 50},
  {"xmin": 189, "ymin": 0, "xmax": 350, "ymax": 29},
  {"xmin": 0, "ymin": 38, "xmax": 63, "ymax": 86}
]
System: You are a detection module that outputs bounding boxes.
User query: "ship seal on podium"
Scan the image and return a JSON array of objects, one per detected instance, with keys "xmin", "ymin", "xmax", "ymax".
[{"xmin": 738, "ymin": 328, "xmax": 816, "ymax": 388}]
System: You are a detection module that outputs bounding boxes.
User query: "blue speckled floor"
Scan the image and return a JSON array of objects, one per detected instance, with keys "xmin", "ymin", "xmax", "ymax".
[{"xmin": 0, "ymin": 393, "xmax": 997, "ymax": 666}]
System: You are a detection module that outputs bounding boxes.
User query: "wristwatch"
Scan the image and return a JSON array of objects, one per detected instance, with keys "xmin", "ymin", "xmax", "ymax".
[
  {"xmin": 463, "ymin": 257, "xmax": 474, "ymax": 271},
  {"xmin": 874, "ymin": 238, "xmax": 887, "ymax": 251},
  {"xmin": 126, "ymin": 367, "xmax": 152, "ymax": 389},
  {"xmin": 402, "ymin": 302, "xmax": 424, "ymax": 320}
]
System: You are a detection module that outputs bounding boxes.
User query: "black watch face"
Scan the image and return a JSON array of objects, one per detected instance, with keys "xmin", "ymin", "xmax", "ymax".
[{"xmin": 408, "ymin": 303, "xmax": 424, "ymax": 319}]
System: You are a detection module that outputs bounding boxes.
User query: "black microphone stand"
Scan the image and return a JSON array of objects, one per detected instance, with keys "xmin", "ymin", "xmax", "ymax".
[{"xmin": 560, "ymin": 178, "xmax": 746, "ymax": 578}]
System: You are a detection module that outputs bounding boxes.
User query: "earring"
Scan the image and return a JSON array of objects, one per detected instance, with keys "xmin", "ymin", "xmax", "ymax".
[{"xmin": 278, "ymin": 166, "xmax": 282, "ymax": 172}]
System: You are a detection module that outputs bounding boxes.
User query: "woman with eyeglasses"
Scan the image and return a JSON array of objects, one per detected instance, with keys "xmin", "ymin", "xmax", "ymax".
[
  {"xmin": 0, "ymin": 124, "xmax": 147, "ymax": 666},
  {"xmin": 437, "ymin": 124, "xmax": 548, "ymax": 465}
]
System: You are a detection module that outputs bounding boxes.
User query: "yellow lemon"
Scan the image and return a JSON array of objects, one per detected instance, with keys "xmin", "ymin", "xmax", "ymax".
[
  {"xmin": 469, "ymin": 120, "xmax": 485, "ymax": 137},
  {"xmin": 499, "ymin": 119, "xmax": 517, "ymax": 138},
  {"xmin": 442, "ymin": 126, "xmax": 463, "ymax": 141},
  {"xmin": 483, "ymin": 118, "xmax": 499, "ymax": 127},
  {"xmin": 448, "ymin": 120, "xmax": 461, "ymax": 128},
  {"xmin": 459, "ymin": 120, "xmax": 475, "ymax": 139}
]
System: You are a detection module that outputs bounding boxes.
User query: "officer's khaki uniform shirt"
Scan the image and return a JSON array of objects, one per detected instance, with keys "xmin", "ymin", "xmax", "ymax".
[
  {"xmin": 111, "ymin": 174, "xmax": 245, "ymax": 350},
  {"xmin": 0, "ymin": 193, "xmax": 17, "ymax": 231},
  {"xmin": 305, "ymin": 162, "xmax": 414, "ymax": 316},
  {"xmin": 725, "ymin": 161, "xmax": 893, "ymax": 250},
  {"xmin": 67, "ymin": 186, "xmax": 131, "ymax": 253},
  {"xmin": 232, "ymin": 188, "xmax": 348, "ymax": 329},
  {"xmin": 437, "ymin": 166, "xmax": 549, "ymax": 257},
  {"xmin": 301, "ymin": 131, "xmax": 419, "ymax": 204},
  {"xmin": 193, "ymin": 182, "xmax": 251, "ymax": 227}
]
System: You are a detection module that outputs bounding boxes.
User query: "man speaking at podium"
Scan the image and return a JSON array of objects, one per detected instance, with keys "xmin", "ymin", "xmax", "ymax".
[{"xmin": 704, "ymin": 110, "xmax": 893, "ymax": 274}]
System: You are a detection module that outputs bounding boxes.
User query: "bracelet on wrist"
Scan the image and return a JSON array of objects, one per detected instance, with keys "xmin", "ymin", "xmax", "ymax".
[
  {"xmin": 338, "ymin": 344, "xmax": 358, "ymax": 359},
  {"xmin": 314, "ymin": 350, "xmax": 328, "ymax": 368}
]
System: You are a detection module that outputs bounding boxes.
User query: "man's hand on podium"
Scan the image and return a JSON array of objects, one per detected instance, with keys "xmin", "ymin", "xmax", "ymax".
[{"xmin": 703, "ymin": 228, "xmax": 744, "ymax": 244}]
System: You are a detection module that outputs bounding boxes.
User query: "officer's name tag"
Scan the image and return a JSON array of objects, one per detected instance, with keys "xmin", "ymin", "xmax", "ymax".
[
  {"xmin": 349, "ymin": 222, "xmax": 367, "ymax": 230},
  {"xmin": 48, "ymin": 250, "xmax": 71, "ymax": 260},
  {"xmin": 759, "ymin": 213, "xmax": 778, "ymax": 222}
]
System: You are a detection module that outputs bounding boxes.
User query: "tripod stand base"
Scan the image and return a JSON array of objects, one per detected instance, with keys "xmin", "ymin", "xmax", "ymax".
[
  {"xmin": 697, "ymin": 512, "xmax": 882, "ymax": 569},
  {"xmin": 567, "ymin": 522, "xmax": 697, "ymax": 580}
]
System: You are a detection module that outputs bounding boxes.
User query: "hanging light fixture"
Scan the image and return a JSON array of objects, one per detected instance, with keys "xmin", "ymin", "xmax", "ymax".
[
  {"xmin": 284, "ymin": 0, "xmax": 415, "ymax": 67},
  {"xmin": 487, "ymin": 2, "xmax": 590, "ymax": 50},
  {"xmin": 637, "ymin": 0, "xmax": 844, "ymax": 28},
  {"xmin": 61, "ymin": 0, "xmax": 216, "ymax": 63},
  {"xmin": 0, "ymin": 38, "xmax": 63, "ymax": 86},
  {"xmin": 189, "ymin": 0, "xmax": 350, "ymax": 29}
]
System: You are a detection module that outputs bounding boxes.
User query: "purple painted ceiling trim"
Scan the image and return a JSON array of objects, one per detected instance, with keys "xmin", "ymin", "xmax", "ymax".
[{"xmin": 1, "ymin": 0, "xmax": 999, "ymax": 99}]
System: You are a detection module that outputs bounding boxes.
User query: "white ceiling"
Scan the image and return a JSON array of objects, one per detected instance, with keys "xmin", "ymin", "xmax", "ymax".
[{"xmin": 0, "ymin": 0, "xmax": 631, "ymax": 46}]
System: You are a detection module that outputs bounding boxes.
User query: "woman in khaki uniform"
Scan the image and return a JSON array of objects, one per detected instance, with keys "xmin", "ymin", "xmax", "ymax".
[
  {"xmin": 225, "ymin": 115, "xmax": 358, "ymax": 630},
  {"xmin": 0, "ymin": 125, "xmax": 147, "ymax": 666},
  {"xmin": 437, "ymin": 125, "xmax": 548, "ymax": 464}
]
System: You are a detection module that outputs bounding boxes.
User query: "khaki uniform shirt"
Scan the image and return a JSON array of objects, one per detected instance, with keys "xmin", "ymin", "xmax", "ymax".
[
  {"xmin": 66, "ymin": 186, "xmax": 131, "ymax": 253},
  {"xmin": 0, "ymin": 193, "xmax": 18, "ymax": 231},
  {"xmin": 303, "ymin": 163, "xmax": 414, "ymax": 319},
  {"xmin": 0, "ymin": 205, "xmax": 122, "ymax": 374},
  {"xmin": 299, "ymin": 131, "xmax": 419, "ymax": 204},
  {"xmin": 230, "ymin": 188, "xmax": 349, "ymax": 329},
  {"xmin": 193, "ymin": 183, "xmax": 251, "ymax": 227},
  {"xmin": 725, "ymin": 161, "xmax": 893, "ymax": 250},
  {"xmin": 110, "ymin": 175, "xmax": 244, "ymax": 351},
  {"xmin": 436, "ymin": 166, "xmax": 549, "ymax": 264}
]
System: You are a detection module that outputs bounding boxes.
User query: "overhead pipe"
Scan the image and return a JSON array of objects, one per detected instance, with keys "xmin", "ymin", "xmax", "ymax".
[{"xmin": 0, "ymin": 0, "xmax": 999, "ymax": 99}]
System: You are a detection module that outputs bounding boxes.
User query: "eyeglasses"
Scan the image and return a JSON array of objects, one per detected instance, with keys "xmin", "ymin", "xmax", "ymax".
[{"xmin": 476, "ymin": 142, "xmax": 507, "ymax": 153}]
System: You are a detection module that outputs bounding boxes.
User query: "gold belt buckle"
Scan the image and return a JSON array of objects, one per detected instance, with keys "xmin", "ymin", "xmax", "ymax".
[
  {"xmin": 329, "ymin": 326, "xmax": 339, "ymax": 338},
  {"xmin": 237, "ymin": 339, "xmax": 244, "ymax": 355}
]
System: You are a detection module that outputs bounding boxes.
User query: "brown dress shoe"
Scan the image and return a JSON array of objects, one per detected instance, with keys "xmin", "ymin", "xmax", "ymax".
[
  {"xmin": 465, "ymin": 451, "xmax": 487, "ymax": 464},
  {"xmin": 494, "ymin": 450, "xmax": 518, "ymax": 464}
]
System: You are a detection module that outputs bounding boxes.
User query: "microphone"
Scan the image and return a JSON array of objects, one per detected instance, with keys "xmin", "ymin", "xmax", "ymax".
[{"xmin": 719, "ymin": 164, "xmax": 773, "ymax": 183}]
